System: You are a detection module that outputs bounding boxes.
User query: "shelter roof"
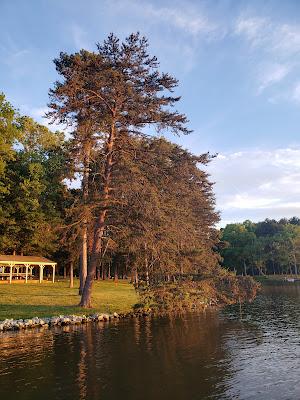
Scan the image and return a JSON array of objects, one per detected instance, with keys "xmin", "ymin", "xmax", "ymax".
[{"xmin": 0, "ymin": 255, "xmax": 56, "ymax": 265}]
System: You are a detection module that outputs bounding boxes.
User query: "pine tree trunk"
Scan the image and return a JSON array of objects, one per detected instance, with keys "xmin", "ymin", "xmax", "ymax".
[
  {"xmin": 80, "ymin": 120, "xmax": 116, "ymax": 307},
  {"xmin": 79, "ymin": 225, "xmax": 88, "ymax": 294},
  {"xmin": 69, "ymin": 261, "xmax": 74, "ymax": 288},
  {"xmin": 114, "ymin": 264, "xmax": 118, "ymax": 282},
  {"xmin": 79, "ymin": 254, "xmax": 97, "ymax": 308},
  {"xmin": 80, "ymin": 220, "xmax": 105, "ymax": 307},
  {"xmin": 79, "ymin": 143, "xmax": 90, "ymax": 295}
]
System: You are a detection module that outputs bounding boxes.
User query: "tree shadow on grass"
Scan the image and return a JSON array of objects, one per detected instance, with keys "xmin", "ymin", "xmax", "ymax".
[{"xmin": 0, "ymin": 304, "xmax": 96, "ymax": 320}]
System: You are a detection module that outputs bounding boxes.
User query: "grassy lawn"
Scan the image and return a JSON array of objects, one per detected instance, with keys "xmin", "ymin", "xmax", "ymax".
[{"xmin": 0, "ymin": 279, "xmax": 138, "ymax": 320}]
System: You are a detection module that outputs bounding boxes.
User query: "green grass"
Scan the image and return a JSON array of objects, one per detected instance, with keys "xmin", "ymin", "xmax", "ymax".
[{"xmin": 0, "ymin": 279, "xmax": 138, "ymax": 320}]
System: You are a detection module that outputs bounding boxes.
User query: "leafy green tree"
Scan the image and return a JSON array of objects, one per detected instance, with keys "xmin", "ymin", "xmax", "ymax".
[
  {"xmin": 221, "ymin": 218, "xmax": 300, "ymax": 276},
  {"xmin": 0, "ymin": 103, "xmax": 67, "ymax": 256},
  {"xmin": 221, "ymin": 223, "xmax": 256, "ymax": 275}
]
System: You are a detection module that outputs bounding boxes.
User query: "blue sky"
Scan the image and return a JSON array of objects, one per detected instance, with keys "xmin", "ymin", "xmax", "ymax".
[{"xmin": 1, "ymin": 0, "xmax": 300, "ymax": 226}]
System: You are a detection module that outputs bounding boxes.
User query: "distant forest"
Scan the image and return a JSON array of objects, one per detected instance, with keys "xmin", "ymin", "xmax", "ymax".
[{"xmin": 220, "ymin": 218, "xmax": 300, "ymax": 276}]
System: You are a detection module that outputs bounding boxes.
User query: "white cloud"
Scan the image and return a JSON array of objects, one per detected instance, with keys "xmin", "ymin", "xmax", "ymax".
[
  {"xmin": 234, "ymin": 14, "xmax": 300, "ymax": 97},
  {"xmin": 111, "ymin": 0, "xmax": 221, "ymax": 38},
  {"xmin": 273, "ymin": 24, "xmax": 300, "ymax": 56},
  {"xmin": 143, "ymin": 4, "xmax": 217, "ymax": 36},
  {"xmin": 225, "ymin": 194, "xmax": 280, "ymax": 210},
  {"xmin": 234, "ymin": 15, "xmax": 300, "ymax": 56},
  {"xmin": 1, "ymin": 34, "xmax": 31, "ymax": 78},
  {"xmin": 257, "ymin": 63, "xmax": 291, "ymax": 93},
  {"xmin": 208, "ymin": 148, "xmax": 300, "ymax": 226},
  {"xmin": 234, "ymin": 16, "xmax": 270, "ymax": 46}
]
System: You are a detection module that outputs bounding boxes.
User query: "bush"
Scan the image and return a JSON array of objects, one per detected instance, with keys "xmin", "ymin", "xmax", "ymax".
[{"xmin": 135, "ymin": 272, "xmax": 260, "ymax": 313}]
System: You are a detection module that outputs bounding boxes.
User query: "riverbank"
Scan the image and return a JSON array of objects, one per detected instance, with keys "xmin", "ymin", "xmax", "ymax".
[
  {"xmin": 0, "ymin": 275, "xmax": 259, "ymax": 332},
  {"xmin": 0, "ymin": 279, "xmax": 138, "ymax": 320},
  {"xmin": 255, "ymin": 274, "xmax": 300, "ymax": 283}
]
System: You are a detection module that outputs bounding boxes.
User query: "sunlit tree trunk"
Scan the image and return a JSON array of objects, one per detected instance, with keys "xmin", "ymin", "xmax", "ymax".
[
  {"xmin": 80, "ymin": 120, "xmax": 116, "ymax": 307},
  {"xmin": 114, "ymin": 264, "xmax": 118, "ymax": 282},
  {"xmin": 69, "ymin": 261, "xmax": 74, "ymax": 288},
  {"xmin": 79, "ymin": 142, "xmax": 91, "ymax": 295}
]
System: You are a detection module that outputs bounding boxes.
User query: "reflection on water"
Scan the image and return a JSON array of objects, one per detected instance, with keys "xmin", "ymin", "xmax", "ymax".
[{"xmin": 0, "ymin": 284, "xmax": 300, "ymax": 399}]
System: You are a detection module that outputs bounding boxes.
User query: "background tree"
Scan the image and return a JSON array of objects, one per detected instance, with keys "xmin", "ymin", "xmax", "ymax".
[
  {"xmin": 220, "ymin": 218, "xmax": 300, "ymax": 276},
  {"xmin": 0, "ymin": 94, "xmax": 67, "ymax": 257}
]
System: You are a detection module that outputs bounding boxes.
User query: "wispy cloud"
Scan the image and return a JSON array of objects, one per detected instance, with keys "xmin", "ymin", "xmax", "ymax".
[
  {"xmin": 234, "ymin": 14, "xmax": 300, "ymax": 97},
  {"xmin": 142, "ymin": 3, "xmax": 217, "ymax": 36},
  {"xmin": 0, "ymin": 33, "xmax": 31, "ymax": 78},
  {"xmin": 101, "ymin": 0, "xmax": 226, "ymax": 76},
  {"xmin": 257, "ymin": 63, "xmax": 291, "ymax": 93},
  {"xmin": 234, "ymin": 15, "xmax": 300, "ymax": 56},
  {"xmin": 273, "ymin": 23, "xmax": 300, "ymax": 56},
  {"xmin": 111, "ymin": 0, "xmax": 222, "ymax": 38},
  {"xmin": 234, "ymin": 16, "xmax": 270, "ymax": 47}
]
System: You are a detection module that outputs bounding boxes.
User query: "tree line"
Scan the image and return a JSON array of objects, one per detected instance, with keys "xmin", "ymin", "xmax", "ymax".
[{"xmin": 220, "ymin": 218, "xmax": 300, "ymax": 276}]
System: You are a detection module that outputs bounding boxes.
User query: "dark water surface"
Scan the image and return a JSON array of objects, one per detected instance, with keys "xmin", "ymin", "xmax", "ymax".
[{"xmin": 1, "ymin": 284, "xmax": 300, "ymax": 400}]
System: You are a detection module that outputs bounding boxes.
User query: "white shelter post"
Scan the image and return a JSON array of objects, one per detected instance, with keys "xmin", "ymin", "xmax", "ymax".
[
  {"xmin": 39, "ymin": 264, "xmax": 44, "ymax": 283},
  {"xmin": 25, "ymin": 264, "xmax": 29, "ymax": 283},
  {"xmin": 52, "ymin": 264, "xmax": 55, "ymax": 283},
  {"xmin": 9, "ymin": 263, "xmax": 13, "ymax": 284}
]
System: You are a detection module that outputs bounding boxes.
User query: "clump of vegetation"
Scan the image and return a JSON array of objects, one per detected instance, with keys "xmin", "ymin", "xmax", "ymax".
[{"xmin": 135, "ymin": 272, "xmax": 260, "ymax": 313}]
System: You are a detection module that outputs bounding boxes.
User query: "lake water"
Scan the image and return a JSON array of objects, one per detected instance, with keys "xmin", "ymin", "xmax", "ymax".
[{"xmin": 1, "ymin": 283, "xmax": 300, "ymax": 399}]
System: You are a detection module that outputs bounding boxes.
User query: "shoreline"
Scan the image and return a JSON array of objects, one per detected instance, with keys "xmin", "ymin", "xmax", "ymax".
[
  {"xmin": 0, "ymin": 276, "xmax": 260, "ymax": 332},
  {"xmin": 0, "ymin": 310, "xmax": 153, "ymax": 333},
  {"xmin": 0, "ymin": 303, "xmax": 224, "ymax": 333}
]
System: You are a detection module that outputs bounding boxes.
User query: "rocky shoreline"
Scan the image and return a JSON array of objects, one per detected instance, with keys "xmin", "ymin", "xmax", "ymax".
[{"xmin": 0, "ymin": 310, "xmax": 151, "ymax": 332}]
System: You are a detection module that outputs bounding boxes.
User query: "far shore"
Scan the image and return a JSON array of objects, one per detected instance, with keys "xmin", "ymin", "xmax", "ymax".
[{"xmin": 254, "ymin": 274, "xmax": 300, "ymax": 282}]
